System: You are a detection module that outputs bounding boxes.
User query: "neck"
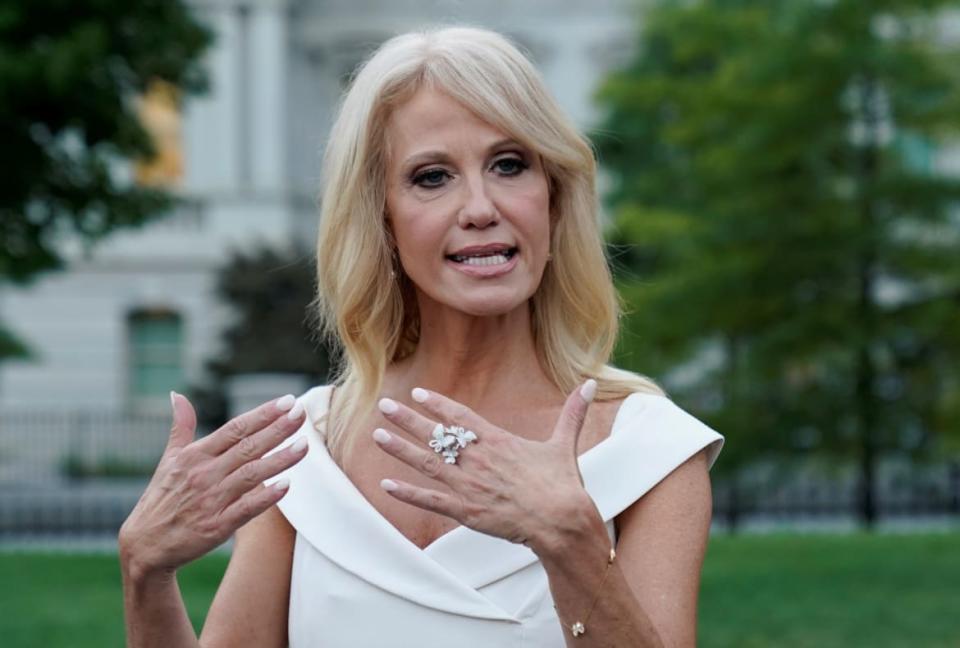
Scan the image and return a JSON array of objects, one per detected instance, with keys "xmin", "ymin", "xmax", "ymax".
[{"xmin": 392, "ymin": 296, "xmax": 559, "ymax": 410}]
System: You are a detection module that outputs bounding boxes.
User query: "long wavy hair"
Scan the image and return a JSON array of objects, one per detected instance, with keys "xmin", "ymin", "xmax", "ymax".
[{"xmin": 313, "ymin": 26, "xmax": 663, "ymax": 463}]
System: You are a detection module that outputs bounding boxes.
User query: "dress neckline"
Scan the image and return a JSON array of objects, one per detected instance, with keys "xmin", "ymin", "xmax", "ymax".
[{"xmin": 315, "ymin": 386, "xmax": 644, "ymax": 552}]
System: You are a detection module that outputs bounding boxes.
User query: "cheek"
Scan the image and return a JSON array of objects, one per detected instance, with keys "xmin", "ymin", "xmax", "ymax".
[{"xmin": 509, "ymin": 188, "xmax": 551, "ymax": 254}]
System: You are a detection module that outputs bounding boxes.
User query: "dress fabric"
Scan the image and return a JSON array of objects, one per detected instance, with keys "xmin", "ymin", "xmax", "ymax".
[{"xmin": 268, "ymin": 385, "xmax": 724, "ymax": 647}]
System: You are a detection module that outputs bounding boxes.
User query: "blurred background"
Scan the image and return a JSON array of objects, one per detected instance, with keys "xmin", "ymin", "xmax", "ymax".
[{"xmin": 0, "ymin": 0, "xmax": 957, "ymax": 646}]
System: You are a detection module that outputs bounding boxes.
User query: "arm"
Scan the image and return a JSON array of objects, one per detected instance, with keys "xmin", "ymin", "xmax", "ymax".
[
  {"xmin": 534, "ymin": 448, "xmax": 713, "ymax": 647},
  {"xmin": 121, "ymin": 506, "xmax": 295, "ymax": 648},
  {"xmin": 200, "ymin": 506, "xmax": 296, "ymax": 647},
  {"xmin": 120, "ymin": 394, "xmax": 307, "ymax": 648}
]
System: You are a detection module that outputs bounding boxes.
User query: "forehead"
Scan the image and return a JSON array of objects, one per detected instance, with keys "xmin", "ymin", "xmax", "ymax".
[{"xmin": 384, "ymin": 87, "xmax": 511, "ymax": 163}]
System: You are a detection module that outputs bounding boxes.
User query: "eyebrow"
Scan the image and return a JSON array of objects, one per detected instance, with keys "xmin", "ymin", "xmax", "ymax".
[{"xmin": 400, "ymin": 138, "xmax": 525, "ymax": 170}]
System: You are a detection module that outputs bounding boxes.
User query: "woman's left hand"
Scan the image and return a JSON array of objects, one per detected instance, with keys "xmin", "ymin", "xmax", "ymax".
[{"xmin": 372, "ymin": 379, "xmax": 600, "ymax": 554}]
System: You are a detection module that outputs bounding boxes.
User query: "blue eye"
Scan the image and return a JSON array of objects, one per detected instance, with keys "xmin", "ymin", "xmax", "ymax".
[
  {"xmin": 413, "ymin": 168, "xmax": 450, "ymax": 188},
  {"xmin": 493, "ymin": 157, "xmax": 528, "ymax": 176}
]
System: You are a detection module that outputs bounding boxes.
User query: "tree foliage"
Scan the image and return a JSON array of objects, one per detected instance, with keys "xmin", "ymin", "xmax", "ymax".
[
  {"xmin": 189, "ymin": 245, "xmax": 333, "ymax": 430},
  {"xmin": 596, "ymin": 0, "xmax": 960, "ymax": 522},
  {"xmin": 0, "ymin": 0, "xmax": 212, "ymax": 358}
]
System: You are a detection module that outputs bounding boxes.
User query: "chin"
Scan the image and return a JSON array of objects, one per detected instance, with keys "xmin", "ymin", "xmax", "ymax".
[{"xmin": 433, "ymin": 286, "xmax": 535, "ymax": 318}]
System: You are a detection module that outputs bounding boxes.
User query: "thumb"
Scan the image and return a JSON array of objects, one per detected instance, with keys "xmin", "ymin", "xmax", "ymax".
[
  {"xmin": 552, "ymin": 379, "xmax": 597, "ymax": 452},
  {"xmin": 167, "ymin": 391, "xmax": 198, "ymax": 451}
]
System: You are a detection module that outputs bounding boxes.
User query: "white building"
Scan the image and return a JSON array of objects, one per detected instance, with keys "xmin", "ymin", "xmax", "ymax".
[{"xmin": 0, "ymin": 0, "xmax": 639, "ymax": 417}]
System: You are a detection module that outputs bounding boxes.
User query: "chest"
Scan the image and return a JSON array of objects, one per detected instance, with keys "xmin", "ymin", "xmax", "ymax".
[{"xmin": 338, "ymin": 399, "xmax": 622, "ymax": 550}]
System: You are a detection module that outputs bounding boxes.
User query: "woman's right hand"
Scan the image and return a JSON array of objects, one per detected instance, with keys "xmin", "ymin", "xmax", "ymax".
[{"xmin": 118, "ymin": 392, "xmax": 308, "ymax": 581}]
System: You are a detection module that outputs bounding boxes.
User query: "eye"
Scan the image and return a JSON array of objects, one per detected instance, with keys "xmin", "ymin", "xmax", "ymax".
[
  {"xmin": 412, "ymin": 168, "xmax": 450, "ymax": 189},
  {"xmin": 492, "ymin": 156, "xmax": 529, "ymax": 176}
]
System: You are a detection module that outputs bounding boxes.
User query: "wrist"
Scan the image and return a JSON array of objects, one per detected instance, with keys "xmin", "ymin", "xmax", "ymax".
[
  {"xmin": 119, "ymin": 531, "xmax": 173, "ymax": 586},
  {"xmin": 526, "ymin": 493, "xmax": 607, "ymax": 561}
]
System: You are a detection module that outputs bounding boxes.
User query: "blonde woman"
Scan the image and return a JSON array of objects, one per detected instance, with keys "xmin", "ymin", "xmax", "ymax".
[{"xmin": 120, "ymin": 26, "xmax": 724, "ymax": 647}]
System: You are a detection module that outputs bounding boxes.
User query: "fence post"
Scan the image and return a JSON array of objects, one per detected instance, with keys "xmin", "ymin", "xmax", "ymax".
[
  {"xmin": 726, "ymin": 470, "xmax": 741, "ymax": 533},
  {"xmin": 950, "ymin": 460, "xmax": 960, "ymax": 515}
]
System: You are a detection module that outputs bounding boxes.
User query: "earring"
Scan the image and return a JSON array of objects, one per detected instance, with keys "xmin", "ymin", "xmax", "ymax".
[{"xmin": 390, "ymin": 247, "xmax": 400, "ymax": 279}]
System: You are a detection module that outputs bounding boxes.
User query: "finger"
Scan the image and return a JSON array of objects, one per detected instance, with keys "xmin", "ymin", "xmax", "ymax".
[
  {"xmin": 551, "ymin": 379, "xmax": 596, "ymax": 450},
  {"xmin": 379, "ymin": 478, "xmax": 461, "ymax": 520},
  {"xmin": 372, "ymin": 428, "xmax": 455, "ymax": 483},
  {"xmin": 167, "ymin": 391, "xmax": 197, "ymax": 451},
  {"xmin": 219, "ymin": 435, "xmax": 309, "ymax": 505},
  {"xmin": 377, "ymin": 397, "xmax": 439, "ymax": 443},
  {"xmin": 218, "ymin": 479, "xmax": 292, "ymax": 532},
  {"xmin": 213, "ymin": 399, "xmax": 306, "ymax": 479},
  {"xmin": 408, "ymin": 388, "xmax": 490, "ymax": 438},
  {"xmin": 195, "ymin": 394, "xmax": 298, "ymax": 456}
]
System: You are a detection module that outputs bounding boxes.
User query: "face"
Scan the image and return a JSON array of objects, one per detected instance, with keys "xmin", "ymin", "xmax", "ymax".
[{"xmin": 383, "ymin": 87, "xmax": 552, "ymax": 318}]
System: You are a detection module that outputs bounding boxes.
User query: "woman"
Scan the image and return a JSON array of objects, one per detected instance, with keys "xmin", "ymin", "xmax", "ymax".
[{"xmin": 120, "ymin": 26, "xmax": 724, "ymax": 647}]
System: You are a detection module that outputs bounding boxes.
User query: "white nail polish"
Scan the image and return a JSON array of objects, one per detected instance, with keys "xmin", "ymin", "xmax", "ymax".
[
  {"xmin": 290, "ymin": 437, "xmax": 308, "ymax": 453},
  {"xmin": 372, "ymin": 428, "xmax": 391, "ymax": 444},
  {"xmin": 580, "ymin": 379, "xmax": 597, "ymax": 403},
  {"xmin": 276, "ymin": 394, "xmax": 296, "ymax": 411},
  {"xmin": 274, "ymin": 477, "xmax": 290, "ymax": 491},
  {"xmin": 411, "ymin": 388, "xmax": 429, "ymax": 403},
  {"xmin": 378, "ymin": 398, "xmax": 398, "ymax": 414},
  {"xmin": 287, "ymin": 400, "xmax": 304, "ymax": 420},
  {"xmin": 380, "ymin": 478, "xmax": 398, "ymax": 492}
]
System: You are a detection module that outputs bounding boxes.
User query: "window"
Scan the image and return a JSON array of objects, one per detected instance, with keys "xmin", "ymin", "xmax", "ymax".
[{"xmin": 128, "ymin": 309, "xmax": 184, "ymax": 407}]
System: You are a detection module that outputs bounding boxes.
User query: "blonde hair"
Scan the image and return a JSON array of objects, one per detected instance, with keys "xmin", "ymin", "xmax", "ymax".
[{"xmin": 314, "ymin": 26, "xmax": 662, "ymax": 462}]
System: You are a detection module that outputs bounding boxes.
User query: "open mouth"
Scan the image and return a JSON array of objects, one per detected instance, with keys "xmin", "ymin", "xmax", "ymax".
[{"xmin": 445, "ymin": 247, "xmax": 518, "ymax": 266}]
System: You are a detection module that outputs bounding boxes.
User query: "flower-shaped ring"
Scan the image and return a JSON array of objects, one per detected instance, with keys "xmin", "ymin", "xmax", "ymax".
[{"xmin": 429, "ymin": 423, "xmax": 478, "ymax": 465}]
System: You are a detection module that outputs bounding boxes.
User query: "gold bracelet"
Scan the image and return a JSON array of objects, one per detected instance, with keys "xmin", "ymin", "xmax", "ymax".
[{"xmin": 554, "ymin": 547, "xmax": 616, "ymax": 637}]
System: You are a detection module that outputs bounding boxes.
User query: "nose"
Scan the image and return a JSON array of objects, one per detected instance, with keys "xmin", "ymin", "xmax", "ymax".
[{"xmin": 457, "ymin": 176, "xmax": 499, "ymax": 229}]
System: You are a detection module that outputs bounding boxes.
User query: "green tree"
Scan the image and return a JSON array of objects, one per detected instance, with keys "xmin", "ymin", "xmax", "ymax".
[
  {"xmin": 0, "ymin": 0, "xmax": 212, "ymax": 359},
  {"xmin": 188, "ymin": 245, "xmax": 333, "ymax": 431},
  {"xmin": 596, "ymin": 0, "xmax": 960, "ymax": 527}
]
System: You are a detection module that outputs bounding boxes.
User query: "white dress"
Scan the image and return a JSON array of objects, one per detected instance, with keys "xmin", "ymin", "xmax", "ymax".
[{"xmin": 268, "ymin": 385, "xmax": 724, "ymax": 647}]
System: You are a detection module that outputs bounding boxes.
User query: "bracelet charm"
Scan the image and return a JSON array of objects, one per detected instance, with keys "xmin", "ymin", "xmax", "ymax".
[{"xmin": 556, "ymin": 547, "xmax": 616, "ymax": 639}]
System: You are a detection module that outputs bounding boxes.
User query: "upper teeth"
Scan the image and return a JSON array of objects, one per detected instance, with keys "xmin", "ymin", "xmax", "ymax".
[
  {"xmin": 450, "ymin": 250, "xmax": 513, "ymax": 265},
  {"xmin": 461, "ymin": 254, "xmax": 508, "ymax": 266}
]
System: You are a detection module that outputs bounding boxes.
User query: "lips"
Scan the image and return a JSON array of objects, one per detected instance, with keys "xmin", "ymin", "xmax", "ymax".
[{"xmin": 445, "ymin": 244, "xmax": 518, "ymax": 264}]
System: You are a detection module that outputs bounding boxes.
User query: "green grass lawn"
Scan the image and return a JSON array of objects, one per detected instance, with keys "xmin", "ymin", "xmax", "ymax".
[{"xmin": 1, "ymin": 532, "xmax": 957, "ymax": 647}]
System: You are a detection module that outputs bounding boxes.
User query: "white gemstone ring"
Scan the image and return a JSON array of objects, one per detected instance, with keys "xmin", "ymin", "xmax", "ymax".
[{"xmin": 428, "ymin": 423, "xmax": 478, "ymax": 465}]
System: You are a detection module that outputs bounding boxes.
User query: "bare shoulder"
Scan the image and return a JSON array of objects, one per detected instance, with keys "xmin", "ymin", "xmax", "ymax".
[{"xmin": 199, "ymin": 505, "xmax": 295, "ymax": 648}]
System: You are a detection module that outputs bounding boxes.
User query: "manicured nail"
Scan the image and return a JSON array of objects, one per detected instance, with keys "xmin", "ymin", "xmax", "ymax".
[
  {"xmin": 287, "ymin": 400, "xmax": 305, "ymax": 420},
  {"xmin": 411, "ymin": 387, "xmax": 429, "ymax": 403},
  {"xmin": 378, "ymin": 398, "xmax": 398, "ymax": 414},
  {"xmin": 274, "ymin": 477, "xmax": 290, "ymax": 492},
  {"xmin": 276, "ymin": 394, "xmax": 296, "ymax": 411},
  {"xmin": 580, "ymin": 379, "xmax": 597, "ymax": 403},
  {"xmin": 380, "ymin": 478, "xmax": 398, "ymax": 492},
  {"xmin": 372, "ymin": 428, "xmax": 391, "ymax": 444},
  {"xmin": 290, "ymin": 437, "xmax": 308, "ymax": 453}
]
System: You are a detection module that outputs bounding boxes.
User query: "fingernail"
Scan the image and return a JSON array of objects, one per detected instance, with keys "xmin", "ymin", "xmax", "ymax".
[
  {"xmin": 411, "ymin": 388, "xmax": 429, "ymax": 403},
  {"xmin": 372, "ymin": 428, "xmax": 391, "ymax": 444},
  {"xmin": 580, "ymin": 379, "xmax": 597, "ymax": 403},
  {"xmin": 378, "ymin": 398, "xmax": 398, "ymax": 414},
  {"xmin": 380, "ymin": 478, "xmax": 398, "ymax": 492},
  {"xmin": 276, "ymin": 394, "xmax": 296, "ymax": 411},
  {"xmin": 170, "ymin": 391, "xmax": 178, "ymax": 410},
  {"xmin": 287, "ymin": 400, "xmax": 305, "ymax": 421},
  {"xmin": 290, "ymin": 437, "xmax": 308, "ymax": 453},
  {"xmin": 274, "ymin": 477, "xmax": 290, "ymax": 492}
]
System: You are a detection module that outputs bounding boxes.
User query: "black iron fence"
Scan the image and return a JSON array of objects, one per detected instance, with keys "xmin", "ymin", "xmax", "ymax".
[{"xmin": 1, "ymin": 410, "xmax": 958, "ymax": 536}]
